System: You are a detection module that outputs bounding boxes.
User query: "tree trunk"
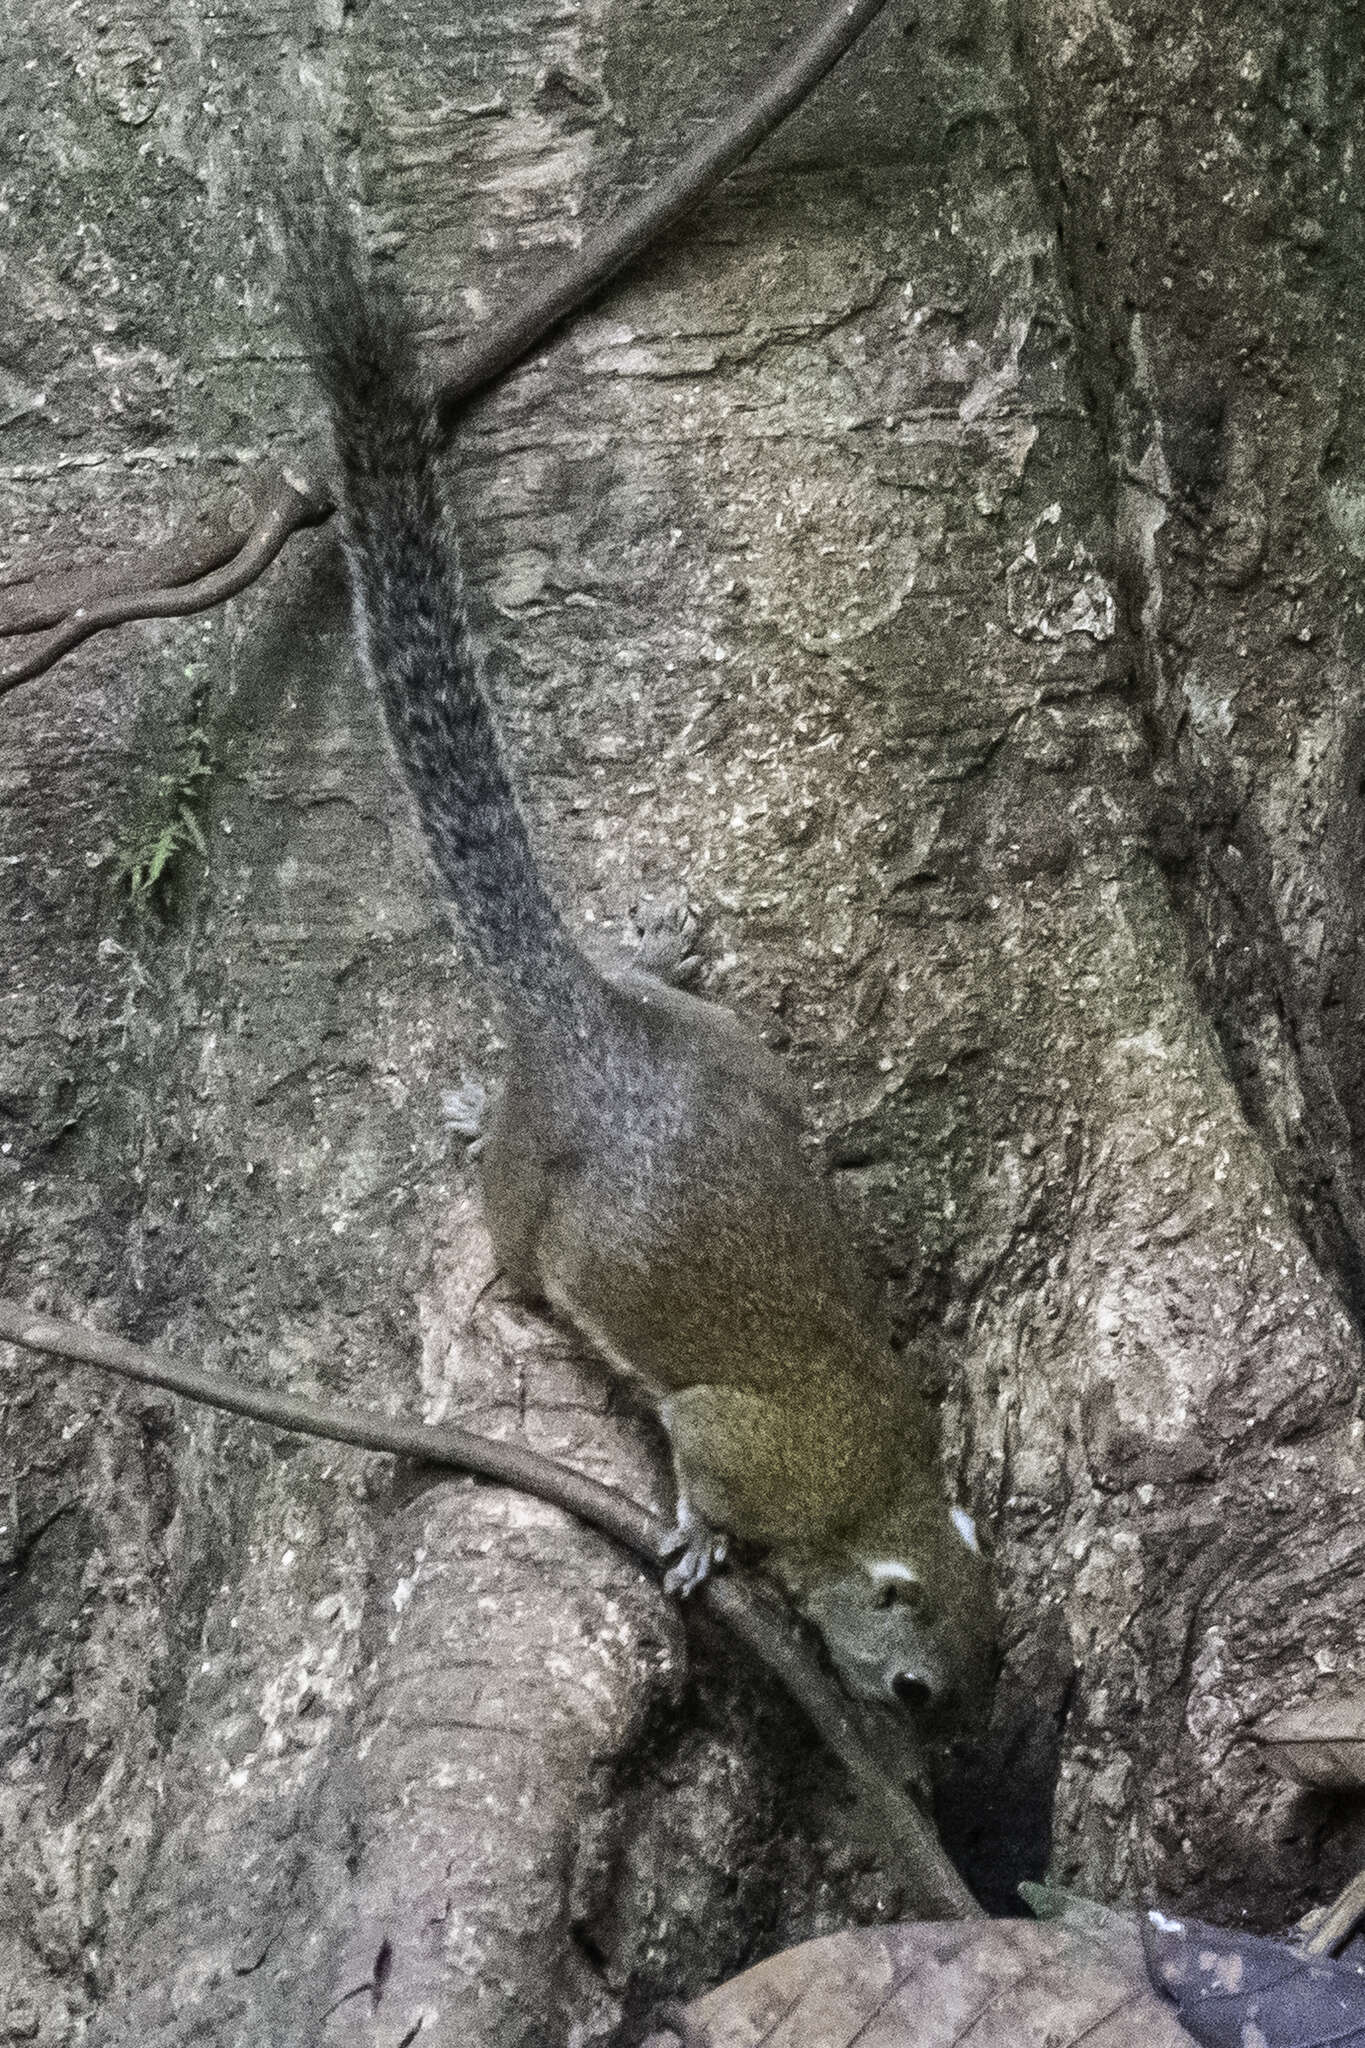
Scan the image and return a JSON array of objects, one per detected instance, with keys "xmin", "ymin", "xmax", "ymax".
[{"xmin": 2, "ymin": 0, "xmax": 1363, "ymax": 2041}]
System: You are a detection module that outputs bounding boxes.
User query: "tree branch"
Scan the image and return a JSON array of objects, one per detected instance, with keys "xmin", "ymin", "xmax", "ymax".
[
  {"xmin": 1, "ymin": 473, "xmax": 332, "ymax": 697},
  {"xmin": 1305, "ymin": 1865, "xmax": 1365, "ymax": 1956},
  {"xmin": 0, "ymin": 1292, "xmax": 978, "ymax": 1920},
  {"xmin": 2, "ymin": 0, "xmax": 899, "ymax": 700},
  {"xmin": 432, "ymin": 0, "xmax": 901, "ymax": 427},
  {"xmin": 0, "ymin": 1296, "xmax": 657, "ymax": 1558},
  {"xmin": 0, "ymin": 508, "xmax": 247, "ymax": 636}
]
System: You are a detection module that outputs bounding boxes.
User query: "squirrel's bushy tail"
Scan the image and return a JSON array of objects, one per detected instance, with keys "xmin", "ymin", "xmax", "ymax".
[{"xmin": 284, "ymin": 182, "xmax": 589, "ymax": 1026}]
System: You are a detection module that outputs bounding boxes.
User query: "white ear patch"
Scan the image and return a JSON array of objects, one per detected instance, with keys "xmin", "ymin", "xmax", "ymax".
[
  {"xmin": 951, "ymin": 1506, "xmax": 980, "ymax": 1554},
  {"xmin": 866, "ymin": 1558, "xmax": 920, "ymax": 1586}
]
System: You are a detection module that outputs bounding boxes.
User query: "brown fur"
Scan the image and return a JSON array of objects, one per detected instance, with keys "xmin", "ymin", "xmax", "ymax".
[{"xmin": 285, "ymin": 183, "xmax": 994, "ymax": 1714}]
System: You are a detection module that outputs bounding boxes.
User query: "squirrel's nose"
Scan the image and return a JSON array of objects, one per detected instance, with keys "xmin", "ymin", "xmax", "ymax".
[{"xmin": 890, "ymin": 1671, "xmax": 936, "ymax": 1713}]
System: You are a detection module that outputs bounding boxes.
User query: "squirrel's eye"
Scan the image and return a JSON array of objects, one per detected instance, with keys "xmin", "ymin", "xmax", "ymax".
[{"xmin": 875, "ymin": 1577, "xmax": 926, "ymax": 1613}]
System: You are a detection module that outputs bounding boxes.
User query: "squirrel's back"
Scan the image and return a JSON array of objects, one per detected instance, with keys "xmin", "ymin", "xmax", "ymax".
[{"xmin": 284, "ymin": 181, "xmax": 995, "ymax": 1716}]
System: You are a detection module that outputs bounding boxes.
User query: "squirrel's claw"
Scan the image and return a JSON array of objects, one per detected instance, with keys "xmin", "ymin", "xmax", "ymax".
[{"xmin": 660, "ymin": 1503, "xmax": 729, "ymax": 1596}]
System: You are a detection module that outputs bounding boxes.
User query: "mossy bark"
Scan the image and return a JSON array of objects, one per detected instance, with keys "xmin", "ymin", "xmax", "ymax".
[{"xmin": 2, "ymin": 0, "xmax": 1363, "ymax": 2040}]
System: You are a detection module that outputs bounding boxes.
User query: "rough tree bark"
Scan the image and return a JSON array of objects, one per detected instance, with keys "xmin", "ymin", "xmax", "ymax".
[{"xmin": 1, "ymin": 0, "xmax": 1363, "ymax": 2043}]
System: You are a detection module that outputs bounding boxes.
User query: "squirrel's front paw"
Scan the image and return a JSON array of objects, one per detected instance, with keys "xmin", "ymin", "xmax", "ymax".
[
  {"xmin": 660, "ymin": 1499, "xmax": 729, "ymax": 1596},
  {"xmin": 631, "ymin": 894, "xmax": 702, "ymax": 987}
]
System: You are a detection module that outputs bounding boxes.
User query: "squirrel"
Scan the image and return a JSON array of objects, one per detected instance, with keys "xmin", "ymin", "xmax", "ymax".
[{"xmin": 283, "ymin": 186, "xmax": 994, "ymax": 1719}]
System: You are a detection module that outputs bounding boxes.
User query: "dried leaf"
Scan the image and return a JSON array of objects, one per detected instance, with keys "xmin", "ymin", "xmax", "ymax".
[
  {"xmin": 645, "ymin": 1920, "xmax": 1197, "ymax": 2047},
  {"xmin": 1143, "ymin": 1911, "xmax": 1365, "ymax": 2047},
  {"xmin": 1256, "ymin": 1696, "xmax": 1365, "ymax": 1789}
]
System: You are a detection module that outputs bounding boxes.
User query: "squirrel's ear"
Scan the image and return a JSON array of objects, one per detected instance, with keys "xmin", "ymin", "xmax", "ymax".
[{"xmin": 951, "ymin": 1505, "xmax": 995, "ymax": 1559}]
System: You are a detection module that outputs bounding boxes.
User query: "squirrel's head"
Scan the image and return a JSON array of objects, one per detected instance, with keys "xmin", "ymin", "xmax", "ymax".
[{"xmin": 793, "ymin": 1504, "xmax": 995, "ymax": 1716}]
